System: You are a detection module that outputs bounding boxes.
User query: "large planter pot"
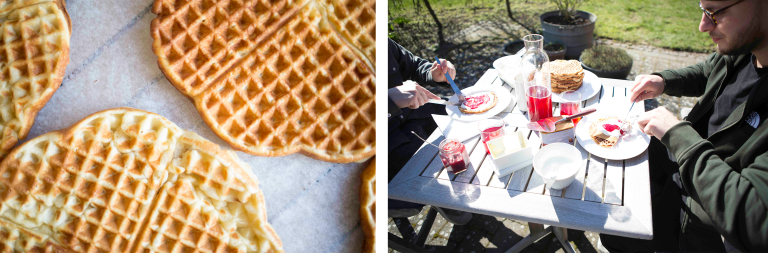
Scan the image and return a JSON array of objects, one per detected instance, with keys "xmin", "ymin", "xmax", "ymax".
[
  {"xmin": 502, "ymin": 40, "xmax": 525, "ymax": 56},
  {"xmin": 540, "ymin": 10, "xmax": 597, "ymax": 59},
  {"xmin": 579, "ymin": 55, "xmax": 633, "ymax": 79},
  {"xmin": 545, "ymin": 43, "xmax": 567, "ymax": 60}
]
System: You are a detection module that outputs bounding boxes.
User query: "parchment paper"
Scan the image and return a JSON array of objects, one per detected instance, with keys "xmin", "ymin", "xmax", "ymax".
[{"xmin": 26, "ymin": 0, "xmax": 366, "ymax": 251}]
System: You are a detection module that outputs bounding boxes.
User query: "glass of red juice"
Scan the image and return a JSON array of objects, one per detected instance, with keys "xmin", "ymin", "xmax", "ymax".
[
  {"xmin": 559, "ymin": 90, "xmax": 582, "ymax": 125},
  {"xmin": 439, "ymin": 139, "xmax": 470, "ymax": 174},
  {"xmin": 526, "ymin": 85, "xmax": 552, "ymax": 122},
  {"xmin": 478, "ymin": 117, "xmax": 505, "ymax": 154}
]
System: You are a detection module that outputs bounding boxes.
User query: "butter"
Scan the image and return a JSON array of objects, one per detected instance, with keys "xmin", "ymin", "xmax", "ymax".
[{"xmin": 487, "ymin": 140, "xmax": 505, "ymax": 158}]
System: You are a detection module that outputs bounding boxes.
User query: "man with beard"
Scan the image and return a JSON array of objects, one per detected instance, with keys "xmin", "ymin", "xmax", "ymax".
[{"xmin": 599, "ymin": 0, "xmax": 768, "ymax": 252}]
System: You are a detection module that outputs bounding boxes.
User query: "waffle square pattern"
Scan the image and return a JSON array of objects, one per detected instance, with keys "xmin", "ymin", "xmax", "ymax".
[
  {"xmin": 0, "ymin": 0, "xmax": 70, "ymax": 160},
  {"xmin": 151, "ymin": 0, "xmax": 375, "ymax": 163},
  {"xmin": 0, "ymin": 108, "xmax": 283, "ymax": 252}
]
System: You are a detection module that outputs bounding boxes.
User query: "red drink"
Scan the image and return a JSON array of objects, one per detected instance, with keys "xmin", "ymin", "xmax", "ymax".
[
  {"xmin": 560, "ymin": 102, "xmax": 581, "ymax": 125},
  {"xmin": 526, "ymin": 85, "xmax": 552, "ymax": 122},
  {"xmin": 439, "ymin": 139, "xmax": 470, "ymax": 174},
  {"xmin": 482, "ymin": 126, "xmax": 503, "ymax": 153}
]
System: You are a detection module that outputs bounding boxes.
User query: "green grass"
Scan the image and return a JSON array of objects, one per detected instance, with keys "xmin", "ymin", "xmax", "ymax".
[{"xmin": 389, "ymin": 0, "xmax": 715, "ymax": 53}]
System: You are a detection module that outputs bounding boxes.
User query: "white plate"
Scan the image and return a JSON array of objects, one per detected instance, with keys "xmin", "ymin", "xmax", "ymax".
[
  {"xmin": 574, "ymin": 107, "xmax": 651, "ymax": 160},
  {"xmin": 552, "ymin": 70, "xmax": 602, "ymax": 103},
  {"xmin": 446, "ymin": 85, "xmax": 512, "ymax": 122},
  {"xmin": 492, "ymin": 55, "xmax": 522, "ymax": 85}
]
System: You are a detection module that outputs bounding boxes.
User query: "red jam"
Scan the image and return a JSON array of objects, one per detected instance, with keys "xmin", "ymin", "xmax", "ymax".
[
  {"xmin": 440, "ymin": 140, "xmax": 469, "ymax": 174},
  {"xmin": 602, "ymin": 124, "xmax": 621, "ymax": 132},
  {"xmin": 462, "ymin": 94, "xmax": 491, "ymax": 109},
  {"xmin": 602, "ymin": 122, "xmax": 626, "ymax": 136}
]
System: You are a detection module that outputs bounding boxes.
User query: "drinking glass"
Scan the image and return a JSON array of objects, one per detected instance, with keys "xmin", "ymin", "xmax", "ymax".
[
  {"xmin": 559, "ymin": 90, "xmax": 582, "ymax": 125},
  {"xmin": 478, "ymin": 117, "xmax": 505, "ymax": 154},
  {"xmin": 439, "ymin": 139, "xmax": 470, "ymax": 174}
]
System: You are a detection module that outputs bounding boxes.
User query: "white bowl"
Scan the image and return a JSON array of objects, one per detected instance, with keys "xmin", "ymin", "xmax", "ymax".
[
  {"xmin": 492, "ymin": 55, "xmax": 522, "ymax": 86},
  {"xmin": 532, "ymin": 143, "xmax": 582, "ymax": 190}
]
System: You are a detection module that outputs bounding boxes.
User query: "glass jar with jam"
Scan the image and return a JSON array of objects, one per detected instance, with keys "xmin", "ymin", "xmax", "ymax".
[{"xmin": 439, "ymin": 138, "xmax": 470, "ymax": 174}]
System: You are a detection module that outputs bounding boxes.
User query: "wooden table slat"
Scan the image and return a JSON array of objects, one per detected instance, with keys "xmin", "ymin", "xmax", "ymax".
[
  {"xmin": 604, "ymin": 159, "xmax": 624, "ymax": 205},
  {"xmin": 389, "ymin": 132, "xmax": 444, "ymax": 187},
  {"xmin": 562, "ymin": 140, "xmax": 590, "ymax": 200},
  {"xmin": 476, "ymin": 70, "xmax": 500, "ymax": 88},
  {"xmin": 475, "ymin": 155, "xmax": 497, "ymax": 186},
  {"xmin": 584, "ymin": 154, "xmax": 606, "ymax": 203},
  {"xmin": 623, "ymin": 150, "xmax": 653, "ymax": 232},
  {"xmin": 507, "ymin": 129, "xmax": 537, "ymax": 191},
  {"xmin": 455, "ymin": 136, "xmax": 490, "ymax": 183}
]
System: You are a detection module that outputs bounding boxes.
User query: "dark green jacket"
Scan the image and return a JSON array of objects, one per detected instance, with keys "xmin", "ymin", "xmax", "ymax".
[{"xmin": 656, "ymin": 53, "xmax": 768, "ymax": 252}]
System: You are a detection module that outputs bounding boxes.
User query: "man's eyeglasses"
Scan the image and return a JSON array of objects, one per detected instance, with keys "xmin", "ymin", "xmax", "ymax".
[{"xmin": 699, "ymin": 0, "xmax": 745, "ymax": 26}]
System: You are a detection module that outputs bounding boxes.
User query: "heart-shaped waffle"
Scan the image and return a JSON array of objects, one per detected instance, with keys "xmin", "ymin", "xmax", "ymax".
[
  {"xmin": 0, "ymin": 0, "xmax": 71, "ymax": 159},
  {"xmin": 358, "ymin": 157, "xmax": 375, "ymax": 252},
  {"xmin": 0, "ymin": 108, "xmax": 283, "ymax": 252},
  {"xmin": 150, "ymin": 0, "xmax": 375, "ymax": 163}
]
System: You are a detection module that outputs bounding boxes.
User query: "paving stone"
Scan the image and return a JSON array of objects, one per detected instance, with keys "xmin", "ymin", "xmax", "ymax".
[
  {"xmin": 467, "ymin": 214, "xmax": 503, "ymax": 235},
  {"xmin": 452, "ymin": 229, "xmax": 491, "ymax": 253},
  {"xmin": 484, "ymin": 221, "xmax": 526, "ymax": 252},
  {"xmin": 425, "ymin": 237, "xmax": 459, "ymax": 252}
]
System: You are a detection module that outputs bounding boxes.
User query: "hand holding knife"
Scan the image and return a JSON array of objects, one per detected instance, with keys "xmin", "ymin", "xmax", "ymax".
[{"xmin": 434, "ymin": 57, "xmax": 465, "ymax": 103}]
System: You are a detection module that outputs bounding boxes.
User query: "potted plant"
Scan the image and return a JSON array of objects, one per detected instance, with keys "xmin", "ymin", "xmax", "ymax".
[
  {"xmin": 540, "ymin": 0, "xmax": 596, "ymax": 58},
  {"xmin": 544, "ymin": 42, "xmax": 567, "ymax": 60},
  {"xmin": 579, "ymin": 45, "xmax": 633, "ymax": 79},
  {"xmin": 502, "ymin": 40, "xmax": 526, "ymax": 56}
]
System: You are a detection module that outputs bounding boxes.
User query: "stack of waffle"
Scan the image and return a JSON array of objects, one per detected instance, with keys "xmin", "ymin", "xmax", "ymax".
[{"xmin": 549, "ymin": 60, "xmax": 584, "ymax": 93}]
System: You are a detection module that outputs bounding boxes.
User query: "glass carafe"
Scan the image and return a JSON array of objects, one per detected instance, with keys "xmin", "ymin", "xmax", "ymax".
[{"xmin": 521, "ymin": 34, "xmax": 552, "ymax": 122}]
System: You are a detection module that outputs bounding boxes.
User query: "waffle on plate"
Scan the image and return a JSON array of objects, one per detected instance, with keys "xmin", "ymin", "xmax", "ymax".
[
  {"xmin": 0, "ymin": 0, "xmax": 71, "ymax": 159},
  {"xmin": 548, "ymin": 60, "xmax": 584, "ymax": 93},
  {"xmin": 589, "ymin": 117, "xmax": 622, "ymax": 148},
  {"xmin": 150, "ymin": 0, "xmax": 375, "ymax": 163},
  {"xmin": 458, "ymin": 92, "xmax": 497, "ymax": 114},
  {"xmin": 0, "ymin": 108, "xmax": 283, "ymax": 252}
]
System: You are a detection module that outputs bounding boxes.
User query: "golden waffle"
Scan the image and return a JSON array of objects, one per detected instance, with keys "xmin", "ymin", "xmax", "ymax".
[
  {"xmin": 459, "ymin": 92, "xmax": 497, "ymax": 114},
  {"xmin": 589, "ymin": 117, "xmax": 619, "ymax": 148},
  {"xmin": 151, "ymin": 0, "xmax": 376, "ymax": 163},
  {"xmin": 322, "ymin": 0, "xmax": 375, "ymax": 71},
  {"xmin": 0, "ymin": 0, "xmax": 70, "ymax": 160},
  {"xmin": 0, "ymin": 108, "xmax": 283, "ymax": 252},
  {"xmin": 358, "ymin": 157, "xmax": 375, "ymax": 253},
  {"xmin": 549, "ymin": 60, "xmax": 583, "ymax": 93}
]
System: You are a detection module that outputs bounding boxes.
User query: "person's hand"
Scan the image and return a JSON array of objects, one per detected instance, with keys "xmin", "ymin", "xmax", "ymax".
[
  {"xmin": 637, "ymin": 107, "xmax": 680, "ymax": 138},
  {"xmin": 431, "ymin": 59, "xmax": 456, "ymax": 83},
  {"xmin": 388, "ymin": 81, "xmax": 441, "ymax": 109},
  {"xmin": 629, "ymin": 75, "xmax": 666, "ymax": 103}
]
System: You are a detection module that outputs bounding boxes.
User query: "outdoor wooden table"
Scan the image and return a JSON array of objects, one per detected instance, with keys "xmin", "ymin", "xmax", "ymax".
[{"xmin": 389, "ymin": 69, "xmax": 653, "ymax": 253}]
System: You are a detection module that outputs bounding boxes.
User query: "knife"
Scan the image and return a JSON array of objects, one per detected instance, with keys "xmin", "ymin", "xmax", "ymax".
[
  {"xmin": 528, "ymin": 108, "xmax": 597, "ymax": 132},
  {"xmin": 428, "ymin": 99, "xmax": 460, "ymax": 107},
  {"xmin": 434, "ymin": 57, "xmax": 465, "ymax": 102}
]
